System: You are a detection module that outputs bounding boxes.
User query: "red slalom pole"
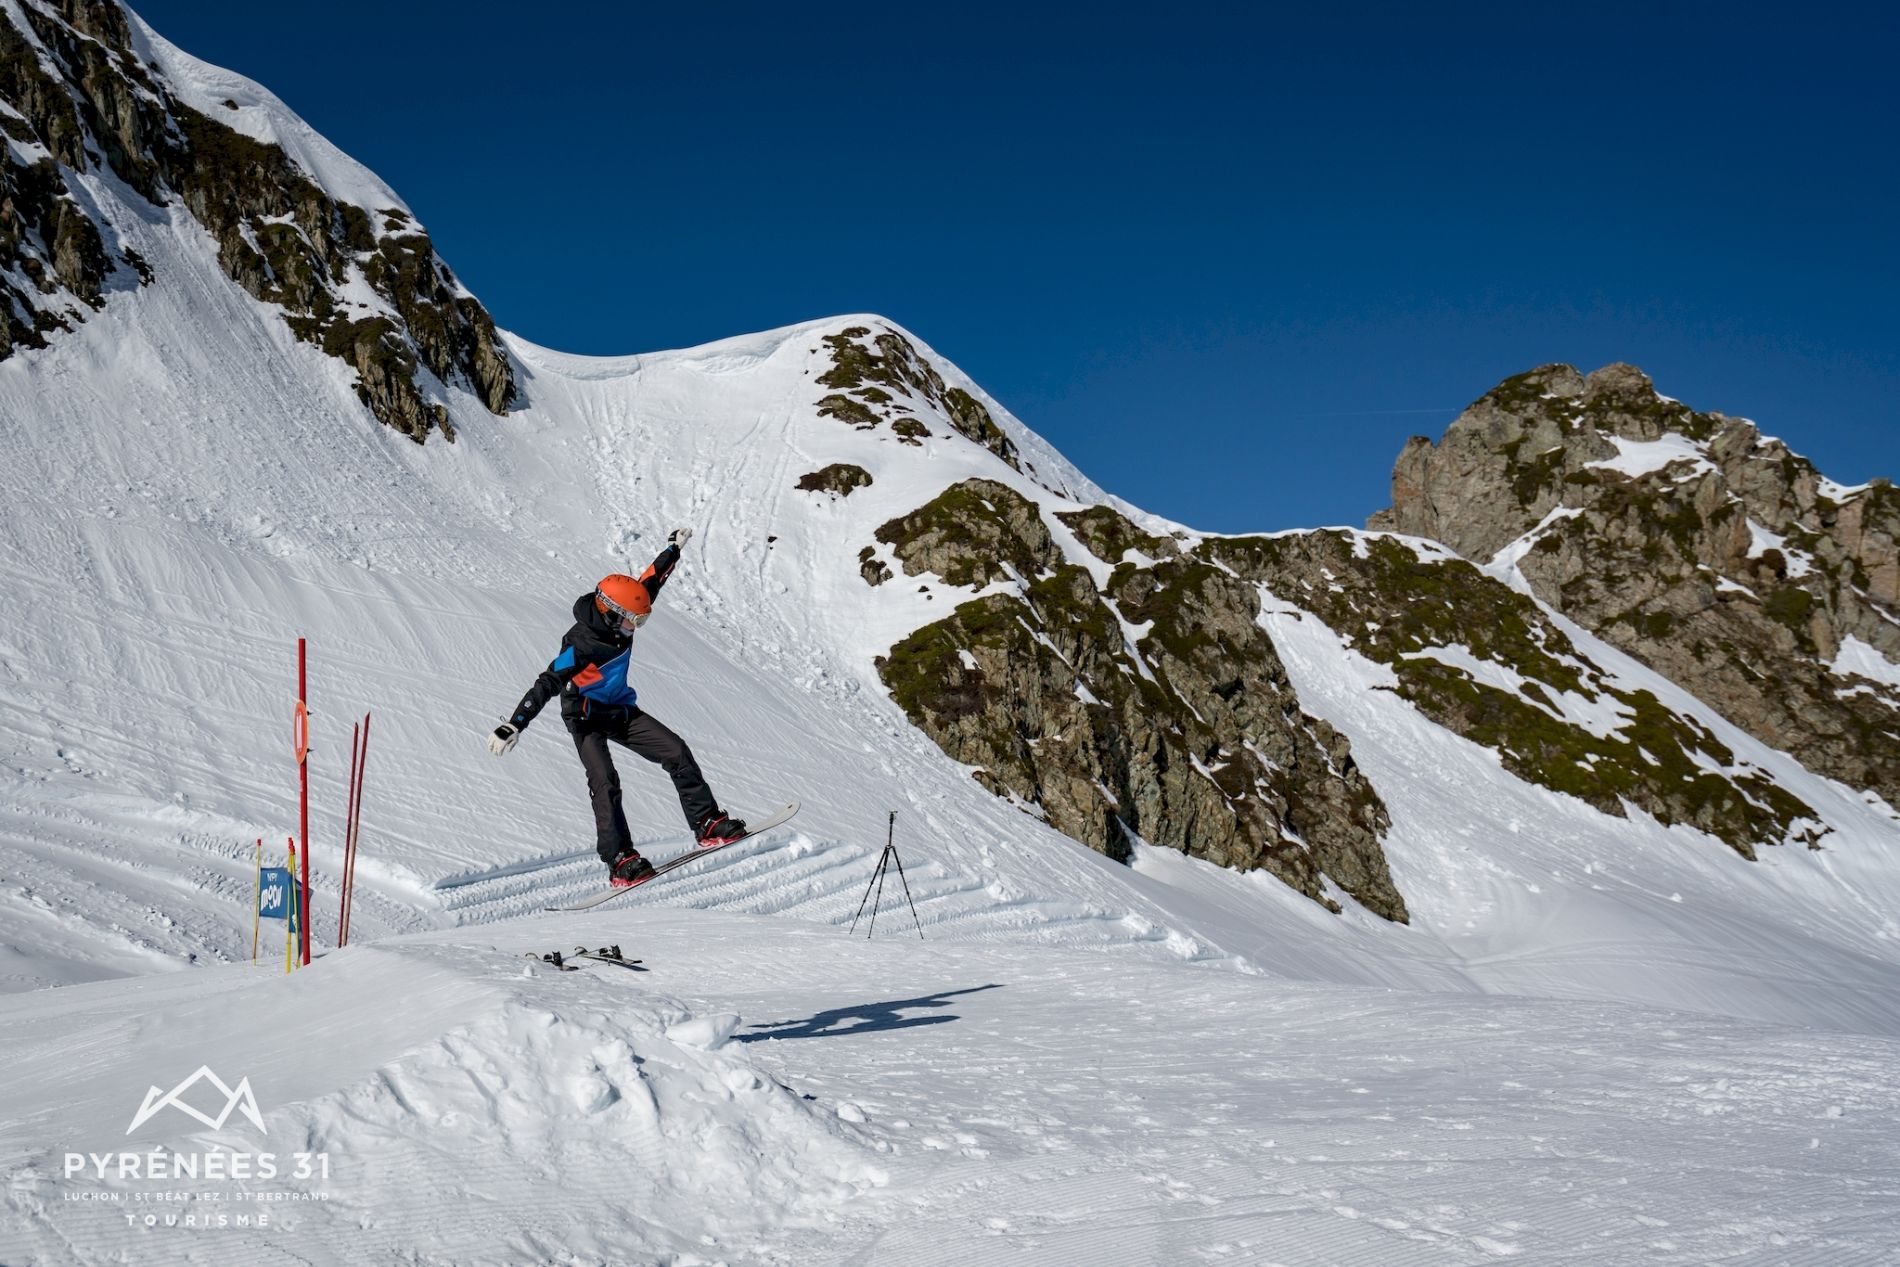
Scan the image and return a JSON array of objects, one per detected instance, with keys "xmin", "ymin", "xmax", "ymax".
[
  {"xmin": 351, "ymin": 712, "xmax": 371, "ymax": 942},
  {"xmin": 342, "ymin": 712, "xmax": 371, "ymax": 947},
  {"xmin": 339, "ymin": 720, "xmax": 360, "ymax": 947},
  {"xmin": 296, "ymin": 638, "xmax": 311, "ymax": 966}
]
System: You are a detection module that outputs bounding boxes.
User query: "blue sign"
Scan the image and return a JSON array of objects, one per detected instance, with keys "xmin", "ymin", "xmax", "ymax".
[{"xmin": 259, "ymin": 867, "xmax": 294, "ymax": 920}]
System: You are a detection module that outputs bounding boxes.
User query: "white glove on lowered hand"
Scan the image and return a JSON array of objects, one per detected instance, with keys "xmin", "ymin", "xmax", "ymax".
[
  {"xmin": 487, "ymin": 723, "xmax": 519, "ymax": 757},
  {"xmin": 669, "ymin": 527, "xmax": 694, "ymax": 548}
]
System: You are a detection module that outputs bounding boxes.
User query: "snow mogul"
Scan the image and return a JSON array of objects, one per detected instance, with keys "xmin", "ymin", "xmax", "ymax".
[{"xmin": 486, "ymin": 528, "xmax": 746, "ymax": 887}]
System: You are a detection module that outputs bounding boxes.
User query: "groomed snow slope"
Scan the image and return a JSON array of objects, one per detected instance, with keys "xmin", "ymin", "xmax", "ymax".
[{"xmin": 5, "ymin": 910, "xmax": 1898, "ymax": 1267}]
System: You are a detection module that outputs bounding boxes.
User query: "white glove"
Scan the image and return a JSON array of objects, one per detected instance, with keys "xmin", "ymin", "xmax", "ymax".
[
  {"xmin": 669, "ymin": 527, "xmax": 694, "ymax": 548},
  {"xmin": 487, "ymin": 723, "xmax": 519, "ymax": 757}
]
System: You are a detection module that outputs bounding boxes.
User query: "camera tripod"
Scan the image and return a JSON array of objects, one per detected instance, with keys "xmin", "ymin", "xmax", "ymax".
[{"xmin": 850, "ymin": 811, "xmax": 924, "ymax": 939}]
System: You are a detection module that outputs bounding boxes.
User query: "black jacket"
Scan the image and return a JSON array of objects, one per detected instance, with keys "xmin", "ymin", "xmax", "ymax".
[{"xmin": 508, "ymin": 544, "xmax": 679, "ymax": 729}]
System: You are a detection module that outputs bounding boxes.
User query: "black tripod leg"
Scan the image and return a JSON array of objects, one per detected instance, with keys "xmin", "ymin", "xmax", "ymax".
[
  {"xmin": 889, "ymin": 847, "xmax": 924, "ymax": 939},
  {"xmin": 850, "ymin": 847, "xmax": 886, "ymax": 934},
  {"xmin": 868, "ymin": 846, "xmax": 892, "ymax": 939}
]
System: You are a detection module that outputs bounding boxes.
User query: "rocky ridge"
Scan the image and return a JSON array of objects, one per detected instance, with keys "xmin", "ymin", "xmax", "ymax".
[
  {"xmin": 1370, "ymin": 363, "xmax": 1900, "ymax": 810},
  {"xmin": 0, "ymin": 0, "xmax": 513, "ymax": 439},
  {"xmin": 870, "ymin": 479, "xmax": 1406, "ymax": 921},
  {"xmin": 1227, "ymin": 529, "xmax": 1825, "ymax": 857},
  {"xmin": 841, "ymin": 337, "xmax": 1886, "ymax": 918},
  {"xmin": 811, "ymin": 323, "xmax": 1094, "ymax": 499}
]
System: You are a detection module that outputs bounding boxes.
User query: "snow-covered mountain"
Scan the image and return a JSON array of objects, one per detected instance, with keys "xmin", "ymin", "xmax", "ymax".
[{"xmin": 3, "ymin": 2, "xmax": 1899, "ymax": 1262}]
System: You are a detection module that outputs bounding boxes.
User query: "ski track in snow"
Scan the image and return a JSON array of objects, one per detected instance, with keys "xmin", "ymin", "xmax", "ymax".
[{"xmin": 0, "ymin": 25, "xmax": 1897, "ymax": 1261}]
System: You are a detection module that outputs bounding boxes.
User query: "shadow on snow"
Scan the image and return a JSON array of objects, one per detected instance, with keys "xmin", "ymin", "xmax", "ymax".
[{"xmin": 735, "ymin": 984, "xmax": 1003, "ymax": 1043}]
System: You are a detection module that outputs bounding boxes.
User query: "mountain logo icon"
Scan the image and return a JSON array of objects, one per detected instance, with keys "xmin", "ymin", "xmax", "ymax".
[{"xmin": 125, "ymin": 1066, "xmax": 266, "ymax": 1135}]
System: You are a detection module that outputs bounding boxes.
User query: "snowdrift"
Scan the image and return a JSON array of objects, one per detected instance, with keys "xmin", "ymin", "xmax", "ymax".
[{"xmin": 0, "ymin": 915, "xmax": 891, "ymax": 1264}]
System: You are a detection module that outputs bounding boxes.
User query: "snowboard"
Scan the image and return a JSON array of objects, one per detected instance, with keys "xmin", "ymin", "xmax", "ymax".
[{"xmin": 545, "ymin": 802, "xmax": 800, "ymax": 912}]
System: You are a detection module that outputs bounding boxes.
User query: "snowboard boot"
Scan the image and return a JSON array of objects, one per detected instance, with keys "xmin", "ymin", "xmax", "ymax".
[
  {"xmin": 695, "ymin": 811, "xmax": 747, "ymax": 848},
  {"xmin": 609, "ymin": 850, "xmax": 655, "ymax": 888}
]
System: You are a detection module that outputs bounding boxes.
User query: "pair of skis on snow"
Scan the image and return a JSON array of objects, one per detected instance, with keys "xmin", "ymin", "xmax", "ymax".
[
  {"xmin": 544, "ymin": 801, "xmax": 799, "ymax": 913},
  {"xmin": 529, "ymin": 944, "xmax": 642, "ymax": 972}
]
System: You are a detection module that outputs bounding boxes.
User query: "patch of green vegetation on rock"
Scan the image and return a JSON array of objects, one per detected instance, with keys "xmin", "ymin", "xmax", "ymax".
[
  {"xmin": 1512, "ymin": 443, "xmax": 1568, "ymax": 503},
  {"xmin": 814, "ymin": 325, "xmax": 1022, "ymax": 470},
  {"xmin": 874, "ymin": 478, "xmax": 1060, "ymax": 589},
  {"xmin": 940, "ymin": 387, "xmax": 1022, "ymax": 471},
  {"xmin": 817, "ymin": 394, "xmax": 880, "ymax": 429},
  {"xmin": 1024, "ymin": 565, "xmax": 1125, "ymax": 661},
  {"xmin": 1113, "ymin": 556, "xmax": 1239, "ymax": 669},
  {"xmin": 1484, "ymin": 367, "xmax": 1566, "ymax": 416},
  {"xmin": 1763, "ymin": 586, "xmax": 1814, "ymax": 637},
  {"xmin": 877, "ymin": 599, "xmax": 1010, "ymax": 730},
  {"xmin": 1576, "ymin": 475, "xmax": 1708, "ymax": 565},
  {"xmin": 796, "ymin": 463, "xmax": 873, "ymax": 497},
  {"xmin": 892, "ymin": 417, "xmax": 929, "ymax": 445},
  {"xmin": 816, "ymin": 328, "xmax": 938, "ymax": 398},
  {"xmin": 1056, "ymin": 505, "xmax": 1172, "ymax": 565}
]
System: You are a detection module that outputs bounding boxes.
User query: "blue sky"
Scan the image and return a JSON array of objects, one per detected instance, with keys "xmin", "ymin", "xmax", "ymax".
[{"xmin": 135, "ymin": 1, "xmax": 1896, "ymax": 531}]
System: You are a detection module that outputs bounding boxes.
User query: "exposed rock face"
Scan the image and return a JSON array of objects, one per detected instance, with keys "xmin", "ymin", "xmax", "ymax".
[
  {"xmin": 873, "ymin": 483, "xmax": 1404, "ymax": 921},
  {"xmin": 869, "ymin": 461, "xmax": 1845, "ymax": 916},
  {"xmin": 814, "ymin": 325, "xmax": 1024, "ymax": 471},
  {"xmin": 1370, "ymin": 363, "xmax": 1900, "ymax": 809},
  {"xmin": 0, "ymin": 4, "xmax": 115, "ymax": 352},
  {"xmin": 0, "ymin": 0, "xmax": 514, "ymax": 439},
  {"xmin": 795, "ymin": 463, "xmax": 872, "ymax": 498},
  {"xmin": 874, "ymin": 479, "xmax": 1061, "ymax": 589},
  {"xmin": 857, "ymin": 547, "xmax": 892, "ymax": 587},
  {"xmin": 1220, "ymin": 531, "xmax": 1824, "ymax": 858}
]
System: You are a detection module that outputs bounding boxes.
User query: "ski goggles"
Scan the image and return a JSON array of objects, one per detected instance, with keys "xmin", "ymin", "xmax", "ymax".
[{"xmin": 597, "ymin": 591, "xmax": 650, "ymax": 632}]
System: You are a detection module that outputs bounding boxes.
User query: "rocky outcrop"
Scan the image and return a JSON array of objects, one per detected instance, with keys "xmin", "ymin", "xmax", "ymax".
[
  {"xmin": 0, "ymin": 0, "xmax": 515, "ymax": 439},
  {"xmin": 795, "ymin": 463, "xmax": 873, "ymax": 498},
  {"xmin": 813, "ymin": 325, "xmax": 1023, "ymax": 471},
  {"xmin": 0, "ymin": 5, "xmax": 114, "ymax": 352},
  {"xmin": 868, "ymin": 472, "xmax": 1843, "ymax": 921},
  {"xmin": 873, "ymin": 483, "xmax": 1404, "ymax": 921},
  {"xmin": 1370, "ymin": 363, "xmax": 1900, "ymax": 809},
  {"xmin": 874, "ymin": 479, "xmax": 1061, "ymax": 589},
  {"xmin": 1219, "ymin": 530, "xmax": 1825, "ymax": 857}
]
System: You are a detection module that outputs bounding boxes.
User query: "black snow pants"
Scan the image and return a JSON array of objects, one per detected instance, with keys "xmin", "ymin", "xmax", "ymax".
[{"xmin": 567, "ymin": 708, "xmax": 717, "ymax": 863}]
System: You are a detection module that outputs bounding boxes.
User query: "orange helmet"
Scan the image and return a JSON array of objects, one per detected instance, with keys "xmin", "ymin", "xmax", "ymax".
[{"xmin": 594, "ymin": 574, "xmax": 651, "ymax": 630}]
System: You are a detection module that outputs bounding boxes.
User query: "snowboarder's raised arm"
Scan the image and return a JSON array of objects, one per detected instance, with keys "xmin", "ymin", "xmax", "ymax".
[{"xmin": 637, "ymin": 528, "xmax": 693, "ymax": 606}]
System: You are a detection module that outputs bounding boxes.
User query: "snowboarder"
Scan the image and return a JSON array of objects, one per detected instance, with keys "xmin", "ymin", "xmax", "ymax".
[{"xmin": 487, "ymin": 528, "xmax": 746, "ymax": 887}]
